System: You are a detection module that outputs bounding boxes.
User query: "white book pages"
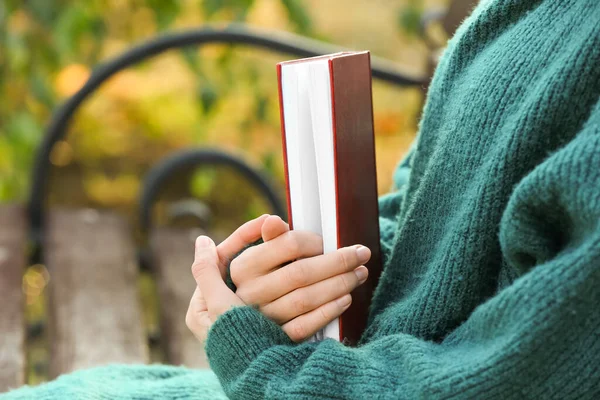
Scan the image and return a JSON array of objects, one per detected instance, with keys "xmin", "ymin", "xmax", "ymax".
[{"xmin": 281, "ymin": 59, "xmax": 340, "ymax": 342}]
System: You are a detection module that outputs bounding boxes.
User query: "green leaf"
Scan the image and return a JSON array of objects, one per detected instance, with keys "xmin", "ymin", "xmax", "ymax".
[
  {"xmin": 197, "ymin": 83, "xmax": 219, "ymax": 114},
  {"xmin": 24, "ymin": 0, "xmax": 63, "ymax": 28},
  {"xmin": 88, "ymin": 12, "xmax": 106, "ymax": 41},
  {"xmin": 202, "ymin": 0, "xmax": 255, "ymax": 21},
  {"xmin": 202, "ymin": 0, "xmax": 222, "ymax": 17},
  {"xmin": 216, "ymin": 48, "xmax": 235, "ymax": 87},
  {"xmin": 6, "ymin": 112, "xmax": 42, "ymax": 150},
  {"xmin": 145, "ymin": 0, "xmax": 180, "ymax": 30},
  {"xmin": 397, "ymin": 2, "xmax": 423, "ymax": 38},
  {"xmin": 0, "ymin": 113, "xmax": 41, "ymax": 201},
  {"xmin": 262, "ymin": 151, "xmax": 276, "ymax": 175},
  {"xmin": 255, "ymin": 94, "xmax": 268, "ymax": 122},
  {"xmin": 190, "ymin": 168, "xmax": 217, "ymax": 198},
  {"xmin": 6, "ymin": 32, "xmax": 30, "ymax": 72},
  {"xmin": 30, "ymin": 72, "xmax": 56, "ymax": 109},
  {"xmin": 53, "ymin": 4, "xmax": 105, "ymax": 60},
  {"xmin": 280, "ymin": 0, "xmax": 312, "ymax": 35},
  {"xmin": 180, "ymin": 47, "xmax": 203, "ymax": 76},
  {"xmin": 232, "ymin": 0, "xmax": 255, "ymax": 21}
]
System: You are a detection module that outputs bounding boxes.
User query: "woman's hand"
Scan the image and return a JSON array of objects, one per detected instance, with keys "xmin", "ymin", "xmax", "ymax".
[
  {"xmin": 185, "ymin": 235, "xmax": 245, "ymax": 343},
  {"xmin": 186, "ymin": 214, "xmax": 371, "ymax": 344},
  {"xmin": 231, "ymin": 215, "xmax": 371, "ymax": 342}
]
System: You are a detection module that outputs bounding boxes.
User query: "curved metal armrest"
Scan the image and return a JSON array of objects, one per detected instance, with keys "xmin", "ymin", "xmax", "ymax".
[{"xmin": 138, "ymin": 148, "xmax": 286, "ymax": 234}]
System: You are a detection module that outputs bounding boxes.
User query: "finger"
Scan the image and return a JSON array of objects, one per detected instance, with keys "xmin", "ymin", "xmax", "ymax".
[
  {"xmin": 187, "ymin": 286, "xmax": 206, "ymax": 315},
  {"xmin": 261, "ymin": 215, "xmax": 289, "ymax": 242},
  {"xmin": 260, "ymin": 266, "xmax": 368, "ymax": 324},
  {"xmin": 230, "ymin": 230, "xmax": 323, "ymax": 283},
  {"xmin": 192, "ymin": 236, "xmax": 244, "ymax": 314},
  {"xmin": 215, "ymin": 214, "xmax": 270, "ymax": 277},
  {"xmin": 237, "ymin": 245, "xmax": 371, "ymax": 305},
  {"xmin": 185, "ymin": 286, "xmax": 212, "ymax": 342},
  {"xmin": 282, "ymin": 294, "xmax": 352, "ymax": 342}
]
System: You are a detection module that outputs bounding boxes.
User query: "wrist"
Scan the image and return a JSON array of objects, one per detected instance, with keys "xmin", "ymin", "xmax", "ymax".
[{"xmin": 206, "ymin": 306, "xmax": 293, "ymax": 382}]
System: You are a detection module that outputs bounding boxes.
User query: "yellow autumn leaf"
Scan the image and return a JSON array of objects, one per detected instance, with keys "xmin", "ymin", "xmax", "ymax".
[{"xmin": 55, "ymin": 64, "xmax": 91, "ymax": 97}]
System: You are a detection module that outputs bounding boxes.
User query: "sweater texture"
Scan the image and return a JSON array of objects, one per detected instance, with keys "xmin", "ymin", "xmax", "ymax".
[{"xmin": 3, "ymin": 0, "xmax": 600, "ymax": 399}]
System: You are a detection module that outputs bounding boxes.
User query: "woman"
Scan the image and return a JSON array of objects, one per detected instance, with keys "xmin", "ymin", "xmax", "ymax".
[{"xmin": 4, "ymin": 0, "xmax": 599, "ymax": 398}]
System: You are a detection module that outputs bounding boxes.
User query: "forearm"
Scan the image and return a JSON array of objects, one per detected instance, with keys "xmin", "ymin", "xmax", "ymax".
[{"xmin": 378, "ymin": 144, "xmax": 415, "ymax": 264}]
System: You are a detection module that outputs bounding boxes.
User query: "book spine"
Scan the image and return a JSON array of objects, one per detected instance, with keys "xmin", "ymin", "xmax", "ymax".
[{"xmin": 328, "ymin": 52, "xmax": 382, "ymax": 345}]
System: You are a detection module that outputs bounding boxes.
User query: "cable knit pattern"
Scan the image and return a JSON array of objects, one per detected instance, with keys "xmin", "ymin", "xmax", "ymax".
[{"xmin": 2, "ymin": 0, "xmax": 599, "ymax": 399}]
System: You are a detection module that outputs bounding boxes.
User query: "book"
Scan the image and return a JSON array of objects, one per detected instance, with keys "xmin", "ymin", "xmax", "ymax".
[{"xmin": 277, "ymin": 51, "xmax": 382, "ymax": 345}]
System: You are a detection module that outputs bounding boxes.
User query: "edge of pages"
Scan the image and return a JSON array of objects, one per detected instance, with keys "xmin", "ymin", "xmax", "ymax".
[{"xmin": 277, "ymin": 61, "xmax": 341, "ymax": 340}]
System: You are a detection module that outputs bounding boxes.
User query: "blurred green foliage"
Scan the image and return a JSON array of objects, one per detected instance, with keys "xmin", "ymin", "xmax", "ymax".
[
  {"xmin": 0, "ymin": 0, "xmax": 432, "ymax": 234},
  {"xmin": 398, "ymin": 0, "xmax": 424, "ymax": 38}
]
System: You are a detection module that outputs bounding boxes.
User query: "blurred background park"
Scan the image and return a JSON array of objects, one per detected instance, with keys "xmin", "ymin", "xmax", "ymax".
[{"xmin": 1, "ymin": 0, "xmax": 450, "ymax": 385}]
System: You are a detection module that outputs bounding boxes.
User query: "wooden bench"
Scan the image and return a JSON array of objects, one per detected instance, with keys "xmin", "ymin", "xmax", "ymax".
[{"xmin": 0, "ymin": 204, "xmax": 208, "ymax": 392}]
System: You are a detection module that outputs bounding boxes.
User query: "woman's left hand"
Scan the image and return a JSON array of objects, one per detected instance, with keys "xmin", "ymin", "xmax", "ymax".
[{"xmin": 185, "ymin": 235, "xmax": 245, "ymax": 343}]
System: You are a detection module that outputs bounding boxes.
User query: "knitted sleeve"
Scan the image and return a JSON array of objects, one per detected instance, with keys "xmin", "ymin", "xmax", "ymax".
[
  {"xmin": 378, "ymin": 145, "xmax": 415, "ymax": 264},
  {"xmin": 205, "ymin": 104, "xmax": 600, "ymax": 399}
]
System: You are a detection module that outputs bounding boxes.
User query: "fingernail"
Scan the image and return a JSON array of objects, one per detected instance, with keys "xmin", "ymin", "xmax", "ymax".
[
  {"xmin": 355, "ymin": 246, "xmax": 371, "ymax": 263},
  {"xmin": 354, "ymin": 266, "xmax": 368, "ymax": 283},
  {"xmin": 196, "ymin": 235, "xmax": 212, "ymax": 248},
  {"xmin": 336, "ymin": 294, "xmax": 352, "ymax": 307}
]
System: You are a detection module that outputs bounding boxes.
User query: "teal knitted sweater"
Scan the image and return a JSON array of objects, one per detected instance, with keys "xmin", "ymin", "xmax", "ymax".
[{"xmin": 3, "ymin": 0, "xmax": 600, "ymax": 399}]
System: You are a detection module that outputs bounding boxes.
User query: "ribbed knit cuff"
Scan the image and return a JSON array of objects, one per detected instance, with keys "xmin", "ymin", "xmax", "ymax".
[{"xmin": 205, "ymin": 306, "xmax": 294, "ymax": 383}]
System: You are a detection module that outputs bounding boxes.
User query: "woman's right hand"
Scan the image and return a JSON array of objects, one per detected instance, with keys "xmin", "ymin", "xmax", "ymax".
[{"xmin": 226, "ymin": 215, "xmax": 370, "ymax": 342}]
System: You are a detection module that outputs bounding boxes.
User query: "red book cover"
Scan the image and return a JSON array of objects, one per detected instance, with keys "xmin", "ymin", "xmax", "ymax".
[{"xmin": 277, "ymin": 52, "xmax": 382, "ymax": 345}]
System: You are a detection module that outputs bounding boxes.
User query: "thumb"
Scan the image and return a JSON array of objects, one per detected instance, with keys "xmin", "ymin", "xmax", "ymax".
[{"xmin": 192, "ymin": 235, "xmax": 243, "ymax": 314}]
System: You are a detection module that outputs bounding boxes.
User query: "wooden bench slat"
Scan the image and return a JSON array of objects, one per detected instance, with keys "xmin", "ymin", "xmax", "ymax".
[
  {"xmin": 46, "ymin": 209, "xmax": 148, "ymax": 378},
  {"xmin": 0, "ymin": 205, "xmax": 27, "ymax": 393},
  {"xmin": 151, "ymin": 228, "xmax": 209, "ymax": 368}
]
